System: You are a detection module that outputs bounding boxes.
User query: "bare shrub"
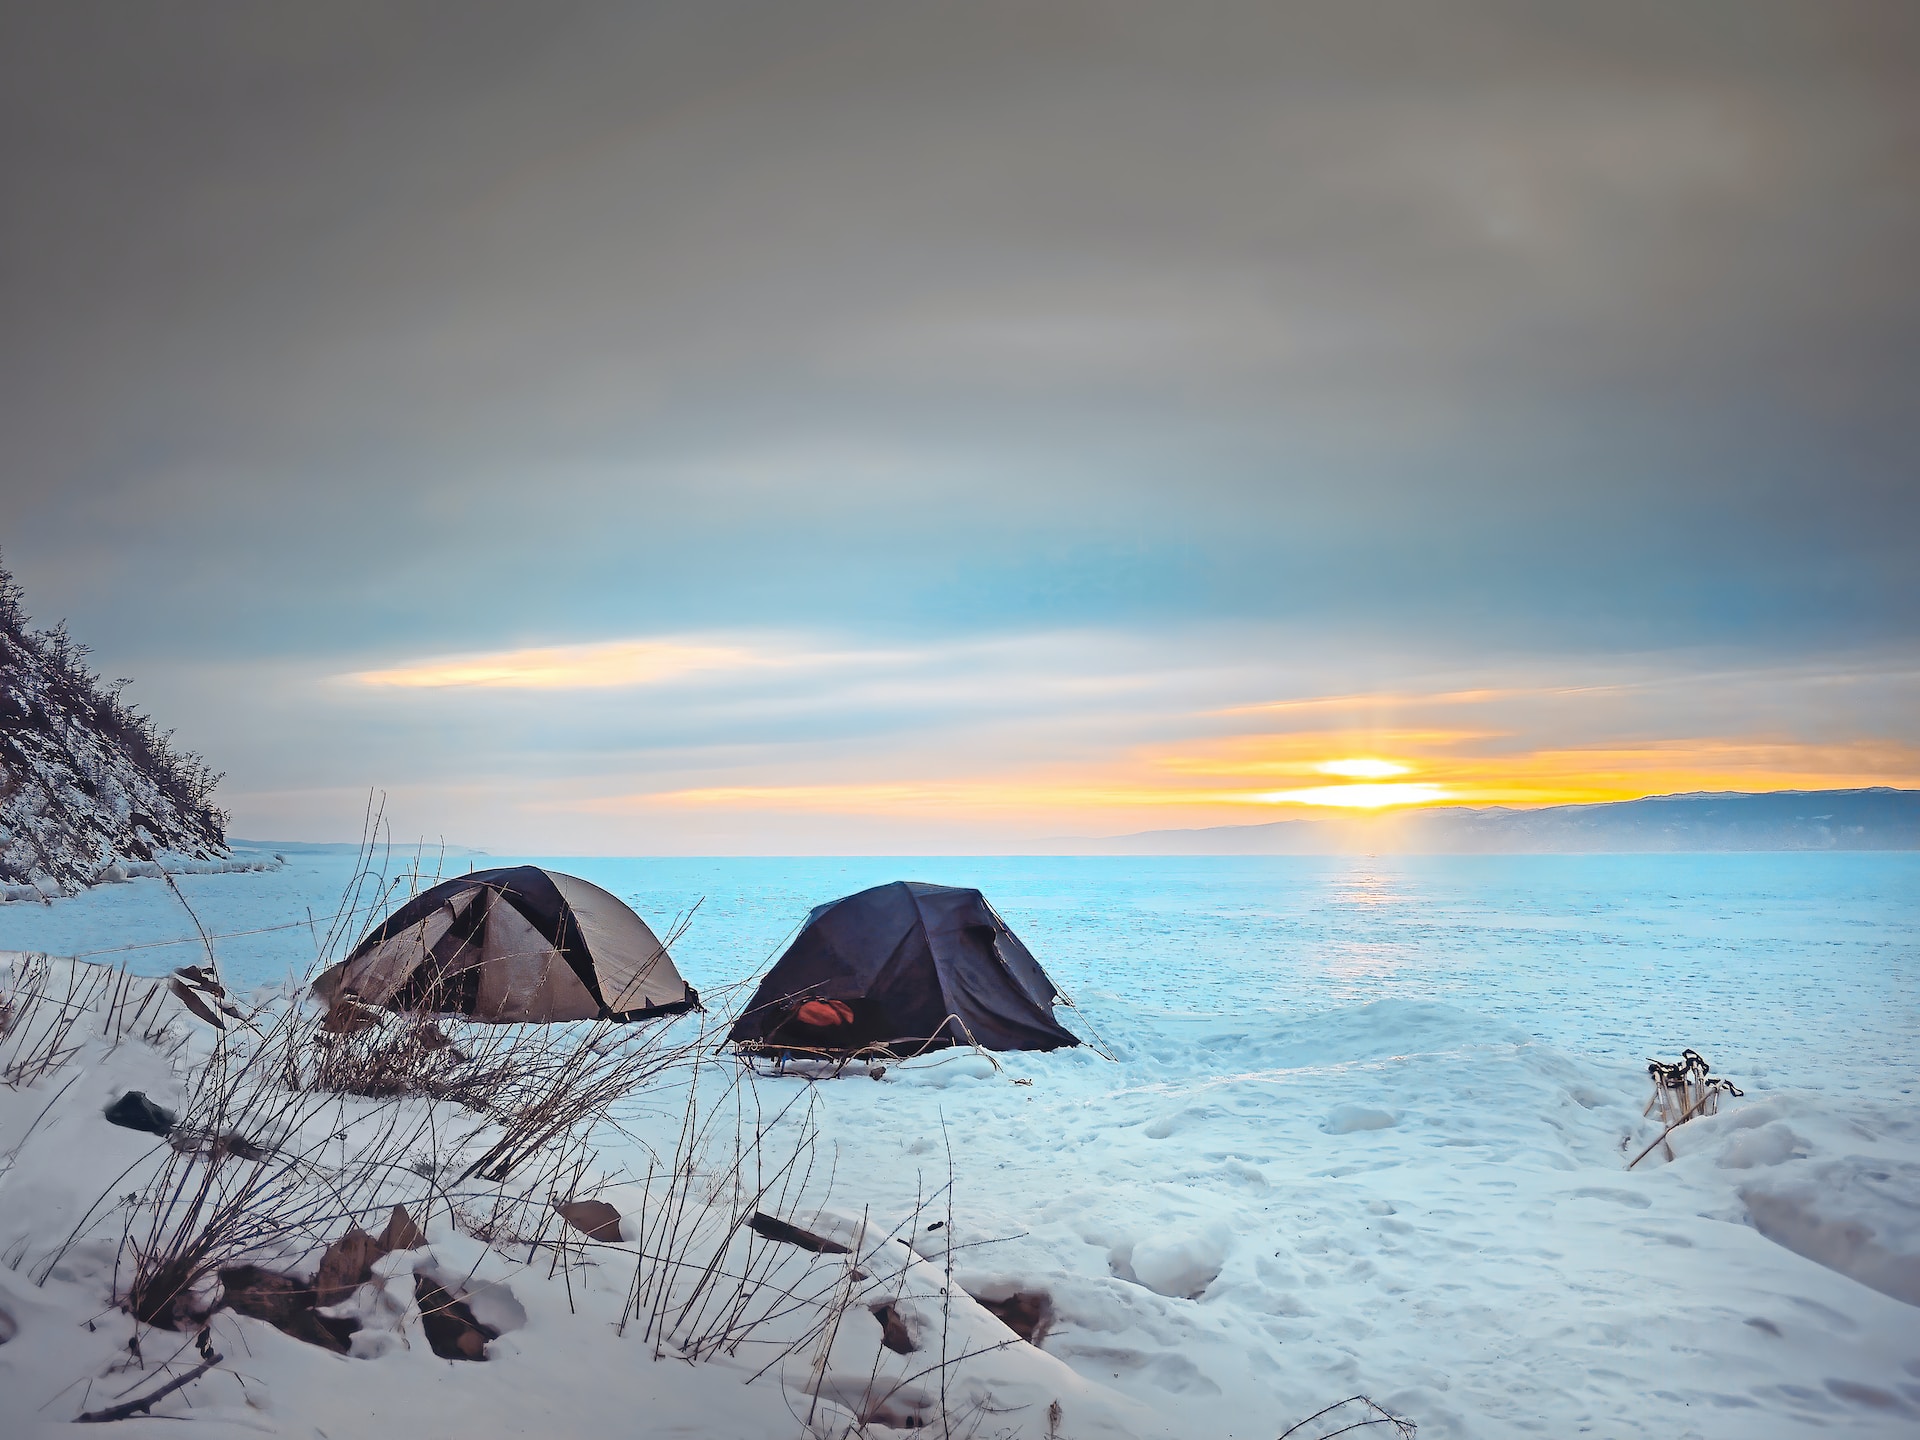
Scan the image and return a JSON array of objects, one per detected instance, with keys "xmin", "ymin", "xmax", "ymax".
[
  {"xmin": 34, "ymin": 818, "xmax": 718, "ymax": 1346},
  {"xmin": 536, "ymin": 1075, "xmax": 1032, "ymax": 1439},
  {"xmin": 28, "ymin": 814, "xmax": 1020, "ymax": 1440},
  {"xmin": 1277, "ymin": 1395, "xmax": 1416, "ymax": 1440},
  {"xmin": 39, "ymin": 994, "xmax": 444, "ymax": 1329},
  {"xmin": 301, "ymin": 1012, "xmax": 524, "ymax": 1107},
  {"xmin": 63, "ymin": 981, "xmax": 727, "ymax": 1337}
]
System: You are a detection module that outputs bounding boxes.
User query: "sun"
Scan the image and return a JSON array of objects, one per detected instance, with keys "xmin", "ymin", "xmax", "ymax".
[
  {"xmin": 1247, "ymin": 758, "xmax": 1440, "ymax": 807},
  {"xmin": 1316, "ymin": 758, "xmax": 1411, "ymax": 779}
]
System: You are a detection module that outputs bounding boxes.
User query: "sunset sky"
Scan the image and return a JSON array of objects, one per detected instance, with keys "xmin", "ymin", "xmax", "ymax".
[{"xmin": 3, "ymin": 3, "xmax": 1916, "ymax": 851}]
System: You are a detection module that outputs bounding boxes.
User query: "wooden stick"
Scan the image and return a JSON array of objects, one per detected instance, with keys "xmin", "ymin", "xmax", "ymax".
[
  {"xmin": 76, "ymin": 1355, "xmax": 221, "ymax": 1423},
  {"xmin": 1628, "ymin": 1089, "xmax": 1713, "ymax": 1170}
]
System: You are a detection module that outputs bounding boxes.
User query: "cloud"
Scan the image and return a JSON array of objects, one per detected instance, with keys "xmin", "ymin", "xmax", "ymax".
[
  {"xmin": 1245, "ymin": 784, "xmax": 1450, "ymax": 809},
  {"xmin": 2, "ymin": 4, "xmax": 1914, "ymax": 852},
  {"xmin": 5, "ymin": 2, "xmax": 1916, "ymax": 664},
  {"xmin": 349, "ymin": 637, "xmax": 763, "ymax": 689},
  {"xmin": 372, "ymin": 636, "xmax": 1916, "ymax": 848}
]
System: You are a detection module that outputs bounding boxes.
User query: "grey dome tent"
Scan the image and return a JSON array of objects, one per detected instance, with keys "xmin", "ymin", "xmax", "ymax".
[
  {"xmin": 727, "ymin": 881, "xmax": 1078, "ymax": 1055},
  {"xmin": 313, "ymin": 866, "xmax": 698, "ymax": 1024}
]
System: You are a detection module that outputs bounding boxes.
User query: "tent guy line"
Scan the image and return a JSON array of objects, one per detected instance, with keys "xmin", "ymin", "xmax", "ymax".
[{"xmin": 68, "ymin": 919, "xmax": 319, "ymax": 960}]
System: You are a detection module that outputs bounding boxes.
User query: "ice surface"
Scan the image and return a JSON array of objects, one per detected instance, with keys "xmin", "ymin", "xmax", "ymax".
[{"xmin": 1, "ymin": 852, "xmax": 1916, "ymax": 1438}]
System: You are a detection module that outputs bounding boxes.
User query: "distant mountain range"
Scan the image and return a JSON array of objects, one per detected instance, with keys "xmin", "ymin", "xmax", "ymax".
[{"xmin": 1077, "ymin": 788, "xmax": 1920, "ymax": 854}]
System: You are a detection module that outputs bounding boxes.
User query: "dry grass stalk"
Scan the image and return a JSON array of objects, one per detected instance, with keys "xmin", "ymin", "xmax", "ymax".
[
  {"xmin": 2, "ymin": 953, "xmax": 173, "ymax": 1088},
  {"xmin": 80, "ymin": 1013, "xmax": 434, "ymax": 1326},
  {"xmin": 585, "ymin": 1079, "xmax": 1026, "ymax": 1435},
  {"xmin": 303, "ymin": 1012, "xmax": 528, "ymax": 1107},
  {"xmin": 455, "ymin": 1016, "xmax": 707, "ymax": 1185},
  {"xmin": 87, "ymin": 995, "xmax": 716, "ymax": 1335},
  {"xmin": 25, "ymin": 807, "xmax": 1017, "ymax": 1440},
  {"xmin": 23, "ymin": 810, "xmax": 704, "ymax": 1343}
]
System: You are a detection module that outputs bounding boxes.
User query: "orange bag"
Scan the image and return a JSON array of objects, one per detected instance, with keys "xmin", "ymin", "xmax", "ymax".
[{"xmin": 794, "ymin": 998, "xmax": 854, "ymax": 1028}]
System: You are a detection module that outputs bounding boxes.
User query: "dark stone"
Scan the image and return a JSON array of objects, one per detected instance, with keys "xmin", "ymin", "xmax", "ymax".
[
  {"xmin": 104, "ymin": 1091, "xmax": 176, "ymax": 1136},
  {"xmin": 379, "ymin": 1204, "xmax": 427, "ymax": 1252},
  {"xmin": 288, "ymin": 1306, "xmax": 360, "ymax": 1354},
  {"xmin": 216, "ymin": 1266, "xmax": 307, "ymax": 1327},
  {"xmin": 555, "ymin": 1199, "xmax": 623, "ymax": 1242},
  {"xmin": 869, "ymin": 1300, "xmax": 916, "ymax": 1354},
  {"xmin": 971, "ymin": 1290, "xmax": 1053, "ymax": 1346},
  {"xmin": 415, "ymin": 1276, "xmax": 495, "ymax": 1360},
  {"xmin": 313, "ymin": 1226, "xmax": 384, "ymax": 1308},
  {"xmin": 216, "ymin": 1265, "xmax": 354, "ymax": 1353}
]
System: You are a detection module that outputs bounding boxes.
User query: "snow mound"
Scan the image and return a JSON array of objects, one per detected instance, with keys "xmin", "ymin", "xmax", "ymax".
[
  {"xmin": 1322, "ymin": 1103, "xmax": 1398, "ymax": 1134},
  {"xmin": 1664, "ymin": 1094, "xmax": 1920, "ymax": 1308},
  {"xmin": 1743, "ymin": 1180, "xmax": 1920, "ymax": 1307},
  {"xmin": 1109, "ymin": 1225, "xmax": 1230, "ymax": 1299}
]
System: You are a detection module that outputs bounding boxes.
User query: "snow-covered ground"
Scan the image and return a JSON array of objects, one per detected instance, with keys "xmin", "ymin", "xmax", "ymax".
[{"xmin": 2, "ymin": 850, "xmax": 1916, "ymax": 1438}]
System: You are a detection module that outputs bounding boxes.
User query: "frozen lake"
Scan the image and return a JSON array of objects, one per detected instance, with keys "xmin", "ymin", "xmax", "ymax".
[
  {"xmin": 5, "ymin": 848, "xmax": 1913, "ymax": 1092},
  {"xmin": 4, "ymin": 850, "xmax": 1917, "ymax": 1437}
]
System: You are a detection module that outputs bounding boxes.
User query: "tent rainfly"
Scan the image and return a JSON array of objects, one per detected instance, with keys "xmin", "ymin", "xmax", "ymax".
[
  {"xmin": 727, "ymin": 881, "xmax": 1078, "ymax": 1055},
  {"xmin": 313, "ymin": 866, "xmax": 698, "ymax": 1024}
]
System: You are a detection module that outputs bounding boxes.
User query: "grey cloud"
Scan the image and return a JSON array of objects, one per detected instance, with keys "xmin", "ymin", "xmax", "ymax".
[{"xmin": 2, "ymin": 0, "xmax": 1916, "ymax": 673}]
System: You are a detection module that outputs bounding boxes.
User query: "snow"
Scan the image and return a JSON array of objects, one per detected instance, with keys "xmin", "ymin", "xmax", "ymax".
[{"xmin": 1, "ymin": 852, "xmax": 1917, "ymax": 1438}]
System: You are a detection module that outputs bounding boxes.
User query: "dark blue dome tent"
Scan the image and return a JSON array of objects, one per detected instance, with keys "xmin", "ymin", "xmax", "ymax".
[{"xmin": 727, "ymin": 881, "xmax": 1080, "ymax": 1057}]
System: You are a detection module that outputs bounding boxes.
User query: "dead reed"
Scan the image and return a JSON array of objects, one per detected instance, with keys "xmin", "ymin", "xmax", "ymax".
[
  {"xmin": 2, "ymin": 951, "xmax": 173, "ymax": 1089},
  {"xmin": 24, "ymin": 803, "xmax": 1020, "ymax": 1439},
  {"xmin": 40, "ymin": 987, "xmax": 446, "ymax": 1328},
  {"xmin": 41, "ymin": 805, "xmax": 718, "ymax": 1345}
]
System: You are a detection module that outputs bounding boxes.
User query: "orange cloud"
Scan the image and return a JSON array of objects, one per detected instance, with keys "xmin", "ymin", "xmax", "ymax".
[
  {"xmin": 349, "ymin": 638, "xmax": 759, "ymax": 689},
  {"xmin": 1155, "ymin": 728, "xmax": 1505, "ymax": 778},
  {"xmin": 560, "ymin": 698, "xmax": 1920, "ymax": 826}
]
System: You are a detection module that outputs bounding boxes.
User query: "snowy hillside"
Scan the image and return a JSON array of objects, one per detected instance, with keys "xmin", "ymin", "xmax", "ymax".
[{"xmin": 0, "ymin": 561, "xmax": 228, "ymax": 898}]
